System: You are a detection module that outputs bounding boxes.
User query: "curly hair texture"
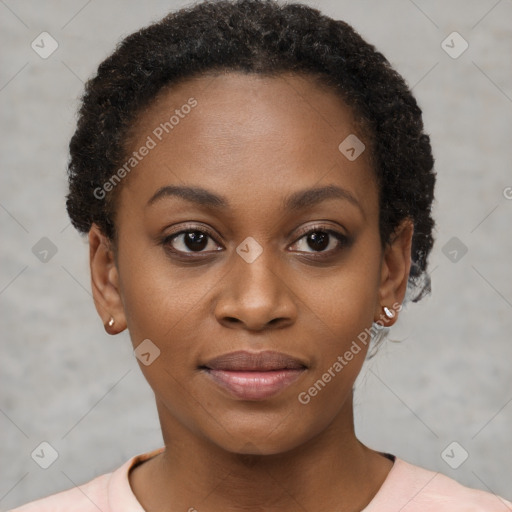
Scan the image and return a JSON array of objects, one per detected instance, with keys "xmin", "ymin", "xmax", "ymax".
[{"xmin": 66, "ymin": 0, "xmax": 436, "ymax": 303}]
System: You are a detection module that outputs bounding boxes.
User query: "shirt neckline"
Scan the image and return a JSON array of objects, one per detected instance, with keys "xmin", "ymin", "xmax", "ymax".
[{"xmin": 116, "ymin": 448, "xmax": 400, "ymax": 511}]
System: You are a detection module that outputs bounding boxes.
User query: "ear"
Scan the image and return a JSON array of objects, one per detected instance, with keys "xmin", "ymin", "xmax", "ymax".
[
  {"xmin": 88, "ymin": 223, "xmax": 127, "ymax": 335},
  {"xmin": 374, "ymin": 218, "xmax": 414, "ymax": 327}
]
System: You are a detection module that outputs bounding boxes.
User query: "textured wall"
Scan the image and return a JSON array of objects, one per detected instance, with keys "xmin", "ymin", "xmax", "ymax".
[{"xmin": 1, "ymin": 0, "xmax": 511, "ymax": 508}]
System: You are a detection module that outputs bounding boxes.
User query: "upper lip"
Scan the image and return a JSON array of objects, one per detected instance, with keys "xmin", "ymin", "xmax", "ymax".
[{"xmin": 201, "ymin": 350, "xmax": 308, "ymax": 371}]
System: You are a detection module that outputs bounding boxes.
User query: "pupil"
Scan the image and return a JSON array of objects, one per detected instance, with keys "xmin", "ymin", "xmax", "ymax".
[
  {"xmin": 309, "ymin": 232, "xmax": 329, "ymax": 251},
  {"xmin": 185, "ymin": 231, "xmax": 208, "ymax": 251}
]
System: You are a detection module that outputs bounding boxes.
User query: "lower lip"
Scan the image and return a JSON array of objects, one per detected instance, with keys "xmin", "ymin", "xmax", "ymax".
[{"xmin": 203, "ymin": 368, "xmax": 306, "ymax": 401}]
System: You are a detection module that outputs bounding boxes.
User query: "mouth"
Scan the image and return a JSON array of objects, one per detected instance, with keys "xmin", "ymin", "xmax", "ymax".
[{"xmin": 199, "ymin": 350, "xmax": 308, "ymax": 401}]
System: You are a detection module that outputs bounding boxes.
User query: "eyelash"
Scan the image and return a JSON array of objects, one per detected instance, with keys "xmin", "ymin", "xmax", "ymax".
[{"xmin": 161, "ymin": 223, "xmax": 351, "ymax": 261}]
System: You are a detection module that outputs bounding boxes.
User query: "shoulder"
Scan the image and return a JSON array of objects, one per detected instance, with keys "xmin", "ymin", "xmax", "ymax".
[
  {"xmin": 8, "ymin": 448, "xmax": 164, "ymax": 511},
  {"xmin": 8, "ymin": 472, "xmax": 112, "ymax": 511},
  {"xmin": 365, "ymin": 457, "xmax": 512, "ymax": 512}
]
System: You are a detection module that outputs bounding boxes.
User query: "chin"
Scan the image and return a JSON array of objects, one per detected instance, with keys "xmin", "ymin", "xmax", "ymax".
[{"xmin": 209, "ymin": 422, "xmax": 312, "ymax": 457}]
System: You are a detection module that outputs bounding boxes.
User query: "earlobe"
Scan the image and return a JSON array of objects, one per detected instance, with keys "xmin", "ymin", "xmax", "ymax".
[
  {"xmin": 375, "ymin": 219, "xmax": 414, "ymax": 326},
  {"xmin": 88, "ymin": 224, "xmax": 127, "ymax": 335}
]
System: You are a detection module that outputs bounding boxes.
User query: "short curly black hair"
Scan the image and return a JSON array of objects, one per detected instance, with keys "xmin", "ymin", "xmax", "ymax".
[{"xmin": 66, "ymin": 0, "xmax": 436, "ymax": 302}]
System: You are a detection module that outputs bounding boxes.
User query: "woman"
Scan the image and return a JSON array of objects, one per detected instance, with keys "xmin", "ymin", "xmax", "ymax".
[{"xmin": 14, "ymin": 0, "xmax": 512, "ymax": 510}]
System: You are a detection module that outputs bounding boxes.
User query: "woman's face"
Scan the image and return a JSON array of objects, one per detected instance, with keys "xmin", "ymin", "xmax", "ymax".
[{"xmin": 90, "ymin": 72, "xmax": 411, "ymax": 455}]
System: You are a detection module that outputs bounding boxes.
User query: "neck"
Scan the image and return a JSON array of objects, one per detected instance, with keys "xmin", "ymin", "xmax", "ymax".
[{"xmin": 130, "ymin": 392, "xmax": 392, "ymax": 512}]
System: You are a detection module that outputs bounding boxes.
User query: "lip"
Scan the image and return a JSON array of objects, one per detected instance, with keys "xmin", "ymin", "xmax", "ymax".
[
  {"xmin": 202, "ymin": 350, "xmax": 308, "ymax": 371},
  {"xmin": 200, "ymin": 350, "xmax": 308, "ymax": 401}
]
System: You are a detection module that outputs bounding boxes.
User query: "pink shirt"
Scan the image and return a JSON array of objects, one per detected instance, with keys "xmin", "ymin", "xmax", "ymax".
[{"xmin": 10, "ymin": 448, "xmax": 512, "ymax": 511}]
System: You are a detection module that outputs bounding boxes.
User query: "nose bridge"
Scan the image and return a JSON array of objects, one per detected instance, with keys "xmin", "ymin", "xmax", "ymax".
[
  {"xmin": 236, "ymin": 243, "xmax": 279, "ymax": 299},
  {"xmin": 214, "ymin": 238, "xmax": 296, "ymax": 329}
]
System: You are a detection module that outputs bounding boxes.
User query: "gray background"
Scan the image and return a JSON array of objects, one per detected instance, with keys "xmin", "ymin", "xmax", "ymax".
[{"xmin": 1, "ymin": 0, "xmax": 511, "ymax": 508}]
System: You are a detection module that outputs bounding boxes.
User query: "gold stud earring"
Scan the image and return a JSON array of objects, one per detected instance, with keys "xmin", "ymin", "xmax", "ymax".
[{"xmin": 108, "ymin": 317, "xmax": 115, "ymax": 327}]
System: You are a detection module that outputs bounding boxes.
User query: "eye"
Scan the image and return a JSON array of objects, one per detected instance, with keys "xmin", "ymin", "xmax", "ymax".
[
  {"xmin": 163, "ymin": 226, "xmax": 222, "ymax": 255},
  {"xmin": 161, "ymin": 224, "xmax": 350, "ymax": 259},
  {"xmin": 290, "ymin": 227, "xmax": 350, "ymax": 255}
]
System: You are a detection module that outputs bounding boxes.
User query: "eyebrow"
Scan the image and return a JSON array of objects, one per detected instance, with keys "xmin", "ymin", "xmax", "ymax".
[
  {"xmin": 147, "ymin": 185, "xmax": 227, "ymax": 209},
  {"xmin": 147, "ymin": 184, "xmax": 363, "ymax": 215}
]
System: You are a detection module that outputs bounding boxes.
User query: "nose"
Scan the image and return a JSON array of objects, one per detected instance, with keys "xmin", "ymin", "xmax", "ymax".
[{"xmin": 213, "ymin": 248, "xmax": 297, "ymax": 332}]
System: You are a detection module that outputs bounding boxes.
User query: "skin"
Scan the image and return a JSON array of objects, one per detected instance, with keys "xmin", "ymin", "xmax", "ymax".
[{"xmin": 89, "ymin": 72, "xmax": 413, "ymax": 512}]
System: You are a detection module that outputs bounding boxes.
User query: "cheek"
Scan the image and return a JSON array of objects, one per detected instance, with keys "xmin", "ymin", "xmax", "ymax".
[
  {"xmin": 116, "ymin": 253, "xmax": 209, "ymax": 416},
  {"xmin": 115, "ymin": 237, "xmax": 230, "ymax": 395},
  {"xmin": 116, "ymin": 232, "xmax": 202, "ymax": 330},
  {"xmin": 293, "ymin": 281, "xmax": 375, "ymax": 409},
  {"xmin": 292, "ymin": 237, "xmax": 382, "ymax": 392},
  {"xmin": 114, "ymin": 239, "xmax": 198, "ymax": 365},
  {"xmin": 289, "ymin": 268, "xmax": 381, "ymax": 432},
  {"xmin": 300, "ymin": 244, "xmax": 382, "ymax": 351}
]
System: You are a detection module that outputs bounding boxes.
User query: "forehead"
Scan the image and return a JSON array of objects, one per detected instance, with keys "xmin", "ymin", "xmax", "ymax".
[{"xmin": 120, "ymin": 71, "xmax": 377, "ymax": 219}]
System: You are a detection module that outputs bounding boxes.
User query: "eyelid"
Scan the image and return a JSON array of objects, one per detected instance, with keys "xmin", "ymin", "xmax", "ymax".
[
  {"xmin": 165, "ymin": 223, "xmax": 221, "ymax": 240},
  {"xmin": 293, "ymin": 222, "xmax": 347, "ymax": 238},
  {"xmin": 162, "ymin": 223, "xmax": 224, "ymax": 252}
]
